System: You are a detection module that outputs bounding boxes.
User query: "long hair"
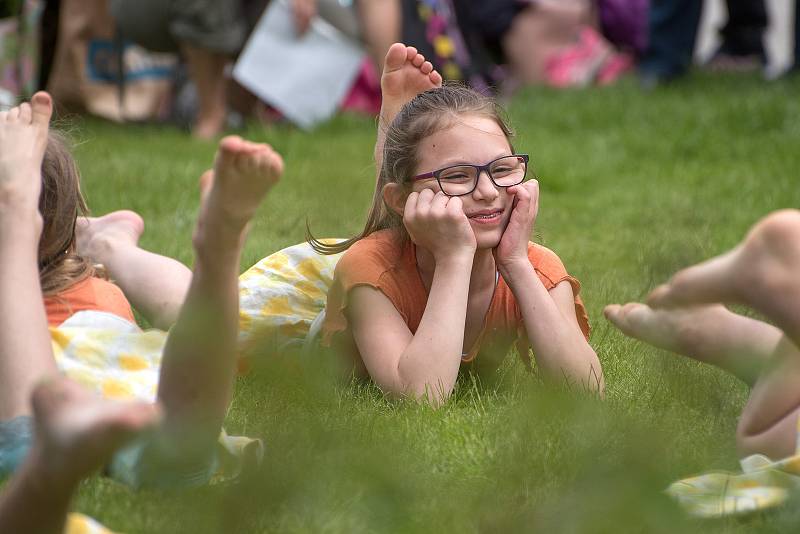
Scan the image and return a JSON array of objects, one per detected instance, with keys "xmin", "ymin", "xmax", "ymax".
[
  {"xmin": 309, "ymin": 84, "xmax": 515, "ymax": 255},
  {"xmin": 38, "ymin": 131, "xmax": 97, "ymax": 296}
]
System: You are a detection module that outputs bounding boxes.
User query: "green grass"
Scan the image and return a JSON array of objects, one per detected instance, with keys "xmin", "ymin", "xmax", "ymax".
[{"xmin": 63, "ymin": 73, "xmax": 800, "ymax": 532}]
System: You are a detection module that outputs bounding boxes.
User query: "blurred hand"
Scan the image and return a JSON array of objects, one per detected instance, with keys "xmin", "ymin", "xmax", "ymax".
[
  {"xmin": 291, "ymin": 0, "xmax": 317, "ymax": 35},
  {"xmin": 494, "ymin": 180, "xmax": 539, "ymax": 271},
  {"xmin": 403, "ymin": 189, "xmax": 477, "ymax": 263}
]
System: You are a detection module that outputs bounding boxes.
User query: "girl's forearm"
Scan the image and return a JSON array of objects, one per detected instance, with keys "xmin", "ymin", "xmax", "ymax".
[
  {"xmin": 501, "ymin": 261, "xmax": 603, "ymax": 391},
  {"xmin": 397, "ymin": 255, "xmax": 473, "ymax": 403}
]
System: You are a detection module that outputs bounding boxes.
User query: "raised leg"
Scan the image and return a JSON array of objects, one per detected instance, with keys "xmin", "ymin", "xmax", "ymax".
[
  {"xmin": 375, "ymin": 43, "xmax": 442, "ymax": 181},
  {"xmin": 0, "ymin": 378, "xmax": 160, "ymax": 534},
  {"xmin": 736, "ymin": 336, "xmax": 800, "ymax": 459},
  {"xmin": 0, "ymin": 92, "xmax": 57, "ymax": 420},
  {"xmin": 609, "ymin": 209, "xmax": 800, "ymax": 459},
  {"xmin": 647, "ymin": 210, "xmax": 800, "ymax": 348},
  {"xmin": 76, "ymin": 209, "xmax": 192, "ymax": 330},
  {"xmin": 155, "ymin": 136, "xmax": 282, "ymax": 458}
]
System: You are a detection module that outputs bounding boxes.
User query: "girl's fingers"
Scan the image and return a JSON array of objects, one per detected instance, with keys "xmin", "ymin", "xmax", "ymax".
[
  {"xmin": 404, "ymin": 191, "xmax": 419, "ymax": 220},
  {"xmin": 528, "ymin": 180, "xmax": 540, "ymax": 219},
  {"xmin": 445, "ymin": 195, "xmax": 463, "ymax": 215},
  {"xmin": 430, "ymin": 191, "xmax": 449, "ymax": 215}
]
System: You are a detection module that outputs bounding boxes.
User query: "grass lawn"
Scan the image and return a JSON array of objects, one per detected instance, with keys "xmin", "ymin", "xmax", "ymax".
[{"xmin": 60, "ymin": 73, "xmax": 800, "ymax": 533}]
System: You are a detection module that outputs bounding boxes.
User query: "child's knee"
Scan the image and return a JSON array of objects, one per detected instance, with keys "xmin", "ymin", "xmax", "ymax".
[
  {"xmin": 735, "ymin": 416, "xmax": 797, "ymax": 460},
  {"xmin": 748, "ymin": 210, "xmax": 800, "ymax": 260}
]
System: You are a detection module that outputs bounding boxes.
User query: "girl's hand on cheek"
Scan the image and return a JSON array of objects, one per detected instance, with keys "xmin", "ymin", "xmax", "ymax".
[
  {"xmin": 495, "ymin": 180, "xmax": 539, "ymax": 271},
  {"xmin": 403, "ymin": 189, "xmax": 477, "ymax": 263}
]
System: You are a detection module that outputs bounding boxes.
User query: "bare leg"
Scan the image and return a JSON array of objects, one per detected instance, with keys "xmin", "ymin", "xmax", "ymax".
[
  {"xmin": 182, "ymin": 43, "xmax": 229, "ymax": 140},
  {"xmin": 76, "ymin": 210, "xmax": 192, "ymax": 330},
  {"xmin": 603, "ymin": 303, "xmax": 781, "ymax": 385},
  {"xmin": 0, "ymin": 92, "xmax": 56, "ymax": 420},
  {"xmin": 375, "ymin": 43, "xmax": 442, "ymax": 182},
  {"xmin": 356, "ymin": 0, "xmax": 401, "ymax": 75},
  {"xmin": 156, "ymin": 136, "xmax": 282, "ymax": 458},
  {"xmin": 610, "ymin": 210, "xmax": 800, "ymax": 458},
  {"xmin": 647, "ymin": 210, "xmax": 800, "ymax": 346},
  {"xmin": 0, "ymin": 378, "xmax": 160, "ymax": 534}
]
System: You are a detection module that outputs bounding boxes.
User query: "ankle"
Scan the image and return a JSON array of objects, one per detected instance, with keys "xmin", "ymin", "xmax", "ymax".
[
  {"xmin": 0, "ymin": 209, "xmax": 42, "ymax": 242},
  {"xmin": 191, "ymin": 217, "xmax": 246, "ymax": 264},
  {"xmin": 18, "ymin": 444, "xmax": 78, "ymax": 502}
]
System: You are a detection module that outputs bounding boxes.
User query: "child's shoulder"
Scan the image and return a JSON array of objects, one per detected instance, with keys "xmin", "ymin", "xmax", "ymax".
[
  {"xmin": 45, "ymin": 276, "xmax": 135, "ymax": 326},
  {"xmin": 527, "ymin": 242, "xmax": 565, "ymax": 265},
  {"xmin": 339, "ymin": 230, "xmax": 406, "ymax": 269},
  {"xmin": 526, "ymin": 242, "xmax": 574, "ymax": 287}
]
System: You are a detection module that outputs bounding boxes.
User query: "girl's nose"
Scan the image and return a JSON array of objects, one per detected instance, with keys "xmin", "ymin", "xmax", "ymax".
[{"xmin": 472, "ymin": 170, "xmax": 499, "ymax": 200}]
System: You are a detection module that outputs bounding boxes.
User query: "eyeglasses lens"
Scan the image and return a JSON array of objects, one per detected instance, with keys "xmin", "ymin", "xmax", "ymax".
[{"xmin": 437, "ymin": 156, "xmax": 526, "ymax": 195}]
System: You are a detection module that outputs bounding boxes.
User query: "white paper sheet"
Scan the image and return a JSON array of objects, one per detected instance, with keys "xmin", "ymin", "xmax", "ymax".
[{"xmin": 233, "ymin": 0, "xmax": 365, "ymax": 129}]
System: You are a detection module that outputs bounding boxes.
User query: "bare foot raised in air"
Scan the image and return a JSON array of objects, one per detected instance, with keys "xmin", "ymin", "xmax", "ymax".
[
  {"xmin": 380, "ymin": 43, "xmax": 443, "ymax": 127},
  {"xmin": 195, "ymin": 136, "xmax": 283, "ymax": 251},
  {"xmin": 645, "ymin": 210, "xmax": 800, "ymax": 344},
  {"xmin": 29, "ymin": 377, "xmax": 161, "ymax": 490},
  {"xmin": 75, "ymin": 210, "xmax": 145, "ymax": 265},
  {"xmin": 0, "ymin": 91, "xmax": 52, "ymax": 214}
]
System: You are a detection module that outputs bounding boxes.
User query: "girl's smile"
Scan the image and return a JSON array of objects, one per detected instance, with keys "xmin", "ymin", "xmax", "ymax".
[{"xmin": 413, "ymin": 114, "xmax": 517, "ymax": 249}]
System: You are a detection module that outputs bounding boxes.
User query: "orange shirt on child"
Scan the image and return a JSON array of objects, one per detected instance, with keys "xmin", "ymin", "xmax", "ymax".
[
  {"xmin": 322, "ymin": 229, "xmax": 590, "ymax": 369},
  {"xmin": 44, "ymin": 276, "xmax": 136, "ymax": 327}
]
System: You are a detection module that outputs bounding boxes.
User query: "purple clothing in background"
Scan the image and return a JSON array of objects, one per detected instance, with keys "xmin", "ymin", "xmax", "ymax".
[{"xmin": 597, "ymin": 0, "xmax": 649, "ymax": 55}]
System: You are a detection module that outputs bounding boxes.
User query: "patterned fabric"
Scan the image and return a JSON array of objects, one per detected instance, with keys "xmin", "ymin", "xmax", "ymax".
[
  {"xmin": 237, "ymin": 240, "xmax": 343, "ymax": 357},
  {"xmin": 667, "ymin": 418, "xmax": 800, "ymax": 517},
  {"xmin": 65, "ymin": 513, "xmax": 118, "ymax": 534},
  {"xmin": 47, "ymin": 241, "xmax": 342, "ymax": 484}
]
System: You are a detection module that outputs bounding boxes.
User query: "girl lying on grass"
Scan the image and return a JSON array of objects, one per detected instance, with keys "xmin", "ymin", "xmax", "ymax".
[
  {"xmin": 312, "ymin": 44, "xmax": 602, "ymax": 404},
  {"xmin": 605, "ymin": 210, "xmax": 800, "ymax": 516},
  {"xmin": 76, "ymin": 44, "xmax": 602, "ymax": 405},
  {"xmin": 0, "ymin": 91, "xmax": 281, "ymax": 493}
]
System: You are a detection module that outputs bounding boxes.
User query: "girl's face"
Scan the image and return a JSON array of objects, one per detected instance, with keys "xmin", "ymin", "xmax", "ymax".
[{"xmin": 412, "ymin": 115, "xmax": 516, "ymax": 250}]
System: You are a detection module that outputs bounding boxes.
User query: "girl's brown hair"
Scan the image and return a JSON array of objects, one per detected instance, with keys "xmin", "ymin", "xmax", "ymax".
[
  {"xmin": 38, "ymin": 132, "xmax": 96, "ymax": 296},
  {"xmin": 309, "ymin": 84, "xmax": 515, "ymax": 255}
]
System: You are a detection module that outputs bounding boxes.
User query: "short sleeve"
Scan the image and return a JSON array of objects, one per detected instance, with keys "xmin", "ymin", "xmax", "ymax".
[{"xmin": 529, "ymin": 244, "xmax": 591, "ymax": 340}]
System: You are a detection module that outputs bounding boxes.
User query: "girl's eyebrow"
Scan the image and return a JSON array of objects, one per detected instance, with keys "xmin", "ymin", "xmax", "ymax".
[{"xmin": 435, "ymin": 152, "xmax": 514, "ymax": 167}]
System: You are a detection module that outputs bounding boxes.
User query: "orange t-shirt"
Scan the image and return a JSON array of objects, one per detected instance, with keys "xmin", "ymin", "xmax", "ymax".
[
  {"xmin": 322, "ymin": 230, "xmax": 590, "ymax": 369},
  {"xmin": 44, "ymin": 276, "xmax": 136, "ymax": 327}
]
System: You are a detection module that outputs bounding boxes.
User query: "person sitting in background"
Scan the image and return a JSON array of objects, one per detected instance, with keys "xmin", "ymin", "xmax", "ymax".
[{"xmin": 109, "ymin": 0, "xmax": 261, "ymax": 139}]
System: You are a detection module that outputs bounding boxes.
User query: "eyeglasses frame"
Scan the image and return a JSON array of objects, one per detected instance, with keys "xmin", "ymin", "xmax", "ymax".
[{"xmin": 410, "ymin": 154, "xmax": 531, "ymax": 197}]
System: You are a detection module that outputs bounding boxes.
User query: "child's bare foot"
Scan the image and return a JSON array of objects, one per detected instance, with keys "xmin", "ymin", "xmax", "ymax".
[
  {"xmin": 646, "ymin": 210, "xmax": 800, "ymax": 344},
  {"xmin": 75, "ymin": 210, "xmax": 145, "ymax": 265},
  {"xmin": 380, "ymin": 43, "xmax": 443, "ymax": 126},
  {"xmin": 0, "ymin": 92, "xmax": 52, "ymax": 213},
  {"xmin": 30, "ymin": 377, "xmax": 161, "ymax": 489},
  {"xmin": 605, "ymin": 302, "xmax": 732, "ymax": 357},
  {"xmin": 200, "ymin": 136, "xmax": 283, "ymax": 234}
]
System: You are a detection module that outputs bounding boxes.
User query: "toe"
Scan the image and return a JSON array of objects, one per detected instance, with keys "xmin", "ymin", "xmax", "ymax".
[
  {"xmin": 430, "ymin": 70, "xmax": 443, "ymax": 86},
  {"xmin": 412, "ymin": 53, "xmax": 425, "ymax": 68},
  {"xmin": 421, "ymin": 61, "xmax": 433, "ymax": 74},
  {"xmin": 19, "ymin": 102, "xmax": 32, "ymax": 123},
  {"xmin": 8, "ymin": 106, "xmax": 20, "ymax": 121},
  {"xmin": 384, "ymin": 43, "xmax": 408, "ymax": 71},
  {"xmin": 31, "ymin": 91, "xmax": 53, "ymax": 129}
]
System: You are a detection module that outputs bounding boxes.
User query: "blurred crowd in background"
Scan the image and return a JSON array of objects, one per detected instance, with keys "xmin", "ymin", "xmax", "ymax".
[{"xmin": 1, "ymin": 0, "xmax": 797, "ymax": 138}]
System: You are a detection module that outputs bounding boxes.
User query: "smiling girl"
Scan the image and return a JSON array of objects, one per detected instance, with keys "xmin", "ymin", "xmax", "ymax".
[{"xmin": 313, "ymin": 59, "xmax": 602, "ymax": 403}]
